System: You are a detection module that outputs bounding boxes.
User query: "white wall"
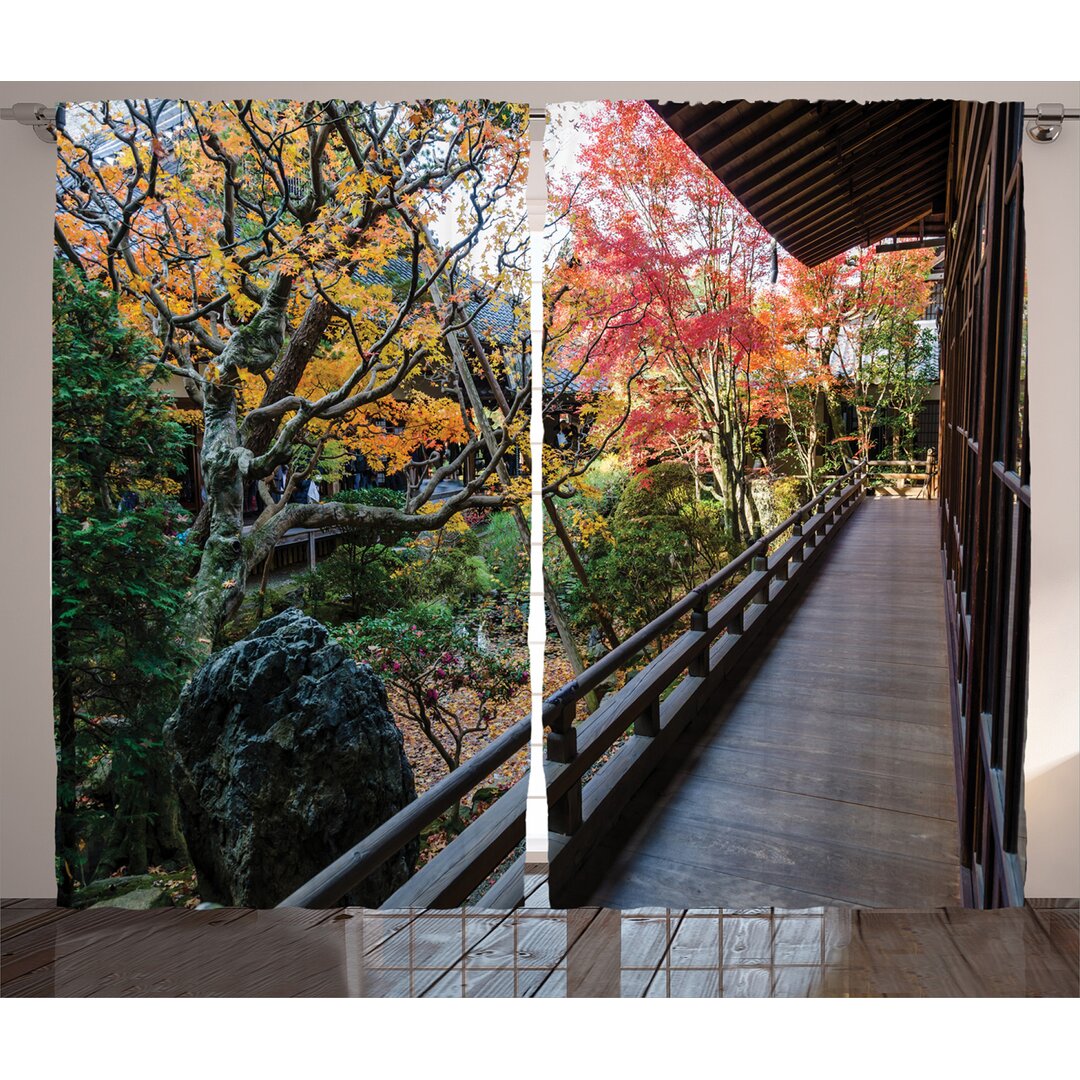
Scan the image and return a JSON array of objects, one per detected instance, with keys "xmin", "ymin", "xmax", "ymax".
[
  {"xmin": 1, "ymin": 80, "xmax": 1077, "ymax": 900},
  {"xmin": 1022, "ymin": 109, "xmax": 1080, "ymax": 899}
]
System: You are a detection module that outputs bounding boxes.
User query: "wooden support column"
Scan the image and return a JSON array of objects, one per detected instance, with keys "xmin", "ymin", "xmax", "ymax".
[
  {"xmin": 635, "ymin": 697, "xmax": 660, "ymax": 738},
  {"xmin": 791, "ymin": 513, "xmax": 805, "ymax": 566},
  {"xmin": 548, "ymin": 702, "xmax": 582, "ymax": 835},
  {"xmin": 774, "ymin": 553, "xmax": 789, "ymax": 583},
  {"xmin": 751, "ymin": 555, "xmax": 770, "ymax": 606},
  {"xmin": 689, "ymin": 593, "xmax": 710, "ymax": 677}
]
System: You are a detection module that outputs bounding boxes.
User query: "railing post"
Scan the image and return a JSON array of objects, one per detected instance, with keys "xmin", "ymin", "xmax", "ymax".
[
  {"xmin": 790, "ymin": 511, "xmax": 804, "ymax": 567},
  {"xmin": 635, "ymin": 697, "xmax": 660, "ymax": 738},
  {"xmin": 804, "ymin": 509, "xmax": 819, "ymax": 552},
  {"xmin": 548, "ymin": 701, "xmax": 582, "ymax": 834},
  {"xmin": 689, "ymin": 591, "xmax": 710, "ymax": 677},
  {"xmin": 751, "ymin": 555, "xmax": 770, "ymax": 606}
]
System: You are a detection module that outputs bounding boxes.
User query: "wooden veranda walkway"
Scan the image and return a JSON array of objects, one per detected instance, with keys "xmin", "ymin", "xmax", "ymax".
[
  {"xmin": 579, "ymin": 498, "xmax": 961, "ymax": 909},
  {"xmin": 273, "ymin": 467, "xmax": 963, "ymax": 916}
]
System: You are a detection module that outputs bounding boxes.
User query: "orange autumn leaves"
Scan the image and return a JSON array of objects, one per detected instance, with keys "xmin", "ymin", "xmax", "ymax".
[{"xmin": 56, "ymin": 100, "xmax": 528, "ymax": 481}]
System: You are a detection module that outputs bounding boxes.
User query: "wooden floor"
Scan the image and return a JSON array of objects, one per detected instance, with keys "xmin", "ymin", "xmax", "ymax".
[
  {"xmin": 585, "ymin": 497, "xmax": 962, "ymax": 909},
  {"xmin": 3, "ymin": 898, "xmax": 1075, "ymax": 996}
]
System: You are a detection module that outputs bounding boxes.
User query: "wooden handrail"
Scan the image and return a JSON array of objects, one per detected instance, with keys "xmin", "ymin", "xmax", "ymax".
[
  {"xmin": 867, "ymin": 459, "xmax": 931, "ymax": 467},
  {"xmin": 543, "ymin": 459, "xmax": 866, "ymax": 720},
  {"xmin": 278, "ymin": 714, "xmax": 530, "ymax": 908}
]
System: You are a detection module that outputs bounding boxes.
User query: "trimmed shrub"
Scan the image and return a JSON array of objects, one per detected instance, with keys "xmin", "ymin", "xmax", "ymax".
[{"xmin": 332, "ymin": 487, "xmax": 407, "ymax": 510}]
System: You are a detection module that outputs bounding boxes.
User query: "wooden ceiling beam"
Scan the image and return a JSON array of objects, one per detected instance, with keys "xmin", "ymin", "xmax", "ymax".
[{"xmin": 656, "ymin": 98, "xmax": 954, "ymax": 264}]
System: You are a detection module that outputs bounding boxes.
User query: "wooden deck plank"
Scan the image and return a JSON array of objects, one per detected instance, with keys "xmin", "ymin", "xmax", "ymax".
[
  {"xmin": 714, "ymin": 700, "xmax": 953, "ymax": 754},
  {"xmin": 651, "ymin": 776, "xmax": 959, "ymax": 865},
  {"xmin": 599, "ymin": 815, "xmax": 959, "ymax": 908},
  {"xmin": 2, "ymin": 901, "xmax": 1075, "ymax": 996},
  {"xmin": 582, "ymin": 498, "xmax": 963, "ymax": 910},
  {"xmin": 589, "ymin": 850, "xmax": 846, "ymax": 910}
]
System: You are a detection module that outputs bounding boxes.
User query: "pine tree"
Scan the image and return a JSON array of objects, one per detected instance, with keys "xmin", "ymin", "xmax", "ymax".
[{"xmin": 53, "ymin": 259, "xmax": 193, "ymax": 900}]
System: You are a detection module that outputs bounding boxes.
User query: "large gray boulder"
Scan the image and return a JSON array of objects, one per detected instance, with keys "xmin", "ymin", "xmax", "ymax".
[{"xmin": 164, "ymin": 609, "xmax": 417, "ymax": 907}]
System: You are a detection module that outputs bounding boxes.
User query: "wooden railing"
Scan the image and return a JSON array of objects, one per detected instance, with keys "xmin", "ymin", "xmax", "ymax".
[
  {"xmin": 280, "ymin": 461, "xmax": 867, "ymax": 911},
  {"xmin": 278, "ymin": 714, "xmax": 529, "ymax": 909},
  {"xmin": 867, "ymin": 450, "xmax": 937, "ymax": 498},
  {"xmin": 543, "ymin": 460, "xmax": 868, "ymax": 904}
]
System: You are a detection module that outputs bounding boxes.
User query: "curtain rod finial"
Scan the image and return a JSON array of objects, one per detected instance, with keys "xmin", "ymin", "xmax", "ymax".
[{"xmin": 0, "ymin": 102, "xmax": 61, "ymax": 143}]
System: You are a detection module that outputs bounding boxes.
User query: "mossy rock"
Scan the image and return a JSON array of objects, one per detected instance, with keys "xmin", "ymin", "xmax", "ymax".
[
  {"xmin": 71, "ymin": 873, "xmax": 173, "ymax": 909},
  {"xmin": 92, "ymin": 886, "xmax": 175, "ymax": 910}
]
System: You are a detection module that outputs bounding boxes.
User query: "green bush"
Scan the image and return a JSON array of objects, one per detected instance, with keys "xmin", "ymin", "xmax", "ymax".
[
  {"xmin": 294, "ymin": 565, "xmax": 331, "ymax": 613},
  {"xmin": 52, "ymin": 260, "xmax": 195, "ymax": 891},
  {"xmin": 750, "ymin": 473, "xmax": 808, "ymax": 532},
  {"xmin": 476, "ymin": 512, "xmax": 527, "ymax": 596},
  {"xmin": 771, "ymin": 475, "xmax": 806, "ymax": 521},
  {"xmin": 402, "ymin": 543, "xmax": 491, "ymax": 608},
  {"xmin": 456, "ymin": 527, "xmax": 482, "ymax": 557},
  {"xmin": 614, "ymin": 463, "xmax": 733, "ymax": 586},
  {"xmin": 579, "ymin": 462, "xmax": 736, "ymax": 633},
  {"xmin": 612, "ymin": 460, "xmax": 697, "ymax": 522},
  {"xmin": 317, "ymin": 541, "xmax": 405, "ymax": 618},
  {"xmin": 332, "ymin": 487, "xmax": 407, "ymax": 509}
]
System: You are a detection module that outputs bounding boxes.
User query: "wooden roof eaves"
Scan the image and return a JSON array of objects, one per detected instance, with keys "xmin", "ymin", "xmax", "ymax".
[{"xmin": 652, "ymin": 98, "xmax": 954, "ymax": 266}]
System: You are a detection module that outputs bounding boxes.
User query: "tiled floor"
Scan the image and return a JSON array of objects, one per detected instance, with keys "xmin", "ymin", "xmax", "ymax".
[{"xmin": 3, "ymin": 899, "xmax": 1076, "ymax": 997}]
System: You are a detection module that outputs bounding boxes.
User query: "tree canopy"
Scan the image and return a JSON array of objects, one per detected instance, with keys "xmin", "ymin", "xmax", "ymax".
[{"xmin": 56, "ymin": 99, "xmax": 531, "ymax": 645}]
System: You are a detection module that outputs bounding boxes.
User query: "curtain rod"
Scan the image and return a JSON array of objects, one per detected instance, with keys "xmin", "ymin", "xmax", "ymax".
[
  {"xmin": 1025, "ymin": 103, "xmax": 1080, "ymax": 142},
  {"xmin": 5, "ymin": 101, "xmax": 1077, "ymax": 144},
  {"xmin": 0, "ymin": 102, "xmax": 546, "ymax": 142}
]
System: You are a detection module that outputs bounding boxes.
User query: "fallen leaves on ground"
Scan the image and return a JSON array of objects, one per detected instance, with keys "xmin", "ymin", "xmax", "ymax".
[{"xmin": 386, "ymin": 624, "xmax": 530, "ymax": 867}]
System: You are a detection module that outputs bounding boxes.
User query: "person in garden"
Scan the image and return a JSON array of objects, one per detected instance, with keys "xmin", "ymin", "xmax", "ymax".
[{"xmin": 556, "ymin": 414, "xmax": 580, "ymax": 453}]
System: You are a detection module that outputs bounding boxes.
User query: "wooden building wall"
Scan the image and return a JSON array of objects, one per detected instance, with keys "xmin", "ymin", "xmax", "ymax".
[{"xmin": 938, "ymin": 101, "xmax": 1029, "ymax": 908}]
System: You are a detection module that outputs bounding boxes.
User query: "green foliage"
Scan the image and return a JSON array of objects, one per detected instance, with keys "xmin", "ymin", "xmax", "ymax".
[
  {"xmin": 612, "ymin": 463, "xmax": 733, "ymax": 585},
  {"xmin": 260, "ymin": 586, "xmax": 294, "ymax": 618},
  {"xmin": 293, "ymin": 565, "xmax": 331, "ymax": 614},
  {"xmin": 53, "ymin": 263, "xmax": 192, "ymax": 514},
  {"xmin": 880, "ymin": 325, "xmax": 938, "ymax": 459},
  {"xmin": 608, "ymin": 460, "xmax": 695, "ymax": 521},
  {"xmin": 52, "ymin": 259, "xmax": 194, "ymax": 889},
  {"xmin": 285, "ymin": 524, "xmax": 509, "ymax": 625},
  {"xmin": 317, "ymin": 541, "xmax": 405, "ymax": 619},
  {"xmin": 476, "ymin": 512, "xmax": 528, "ymax": 597},
  {"xmin": 339, "ymin": 604, "xmax": 527, "ymax": 773},
  {"xmin": 770, "ymin": 475, "xmax": 806, "ymax": 522},
  {"xmin": 750, "ymin": 473, "xmax": 807, "ymax": 533},
  {"xmin": 281, "ymin": 495, "xmax": 524, "ymax": 628},
  {"xmin": 288, "ymin": 438, "xmax": 349, "ymax": 486},
  {"xmin": 585, "ymin": 456, "xmax": 630, "ymax": 518},
  {"xmin": 401, "ymin": 542, "xmax": 491, "ymax": 607},
  {"xmin": 332, "ymin": 487, "xmax": 407, "ymax": 510},
  {"xmin": 566, "ymin": 462, "xmax": 735, "ymax": 635}
]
